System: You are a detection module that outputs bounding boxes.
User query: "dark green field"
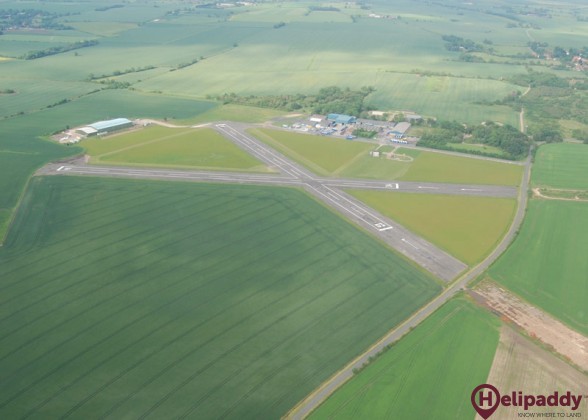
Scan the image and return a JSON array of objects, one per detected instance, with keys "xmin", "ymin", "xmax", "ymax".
[
  {"xmin": 310, "ymin": 296, "xmax": 500, "ymax": 420},
  {"xmin": 0, "ymin": 176, "xmax": 439, "ymax": 419},
  {"xmin": 489, "ymin": 199, "xmax": 588, "ymax": 335}
]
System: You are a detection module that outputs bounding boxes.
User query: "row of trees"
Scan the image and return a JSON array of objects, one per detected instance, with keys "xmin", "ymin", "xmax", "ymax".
[
  {"xmin": 22, "ymin": 40, "xmax": 98, "ymax": 60},
  {"xmin": 210, "ymin": 86, "xmax": 376, "ymax": 116}
]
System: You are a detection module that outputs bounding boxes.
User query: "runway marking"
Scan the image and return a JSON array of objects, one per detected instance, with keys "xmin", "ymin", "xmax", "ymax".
[
  {"xmin": 385, "ymin": 183, "xmax": 399, "ymax": 189},
  {"xmin": 306, "ymin": 184, "xmax": 364, "ymax": 219},
  {"xmin": 401, "ymin": 238, "xmax": 419, "ymax": 249},
  {"xmin": 417, "ymin": 186, "xmax": 439, "ymax": 190},
  {"xmin": 57, "ymin": 166, "xmax": 64, "ymax": 171},
  {"xmin": 375, "ymin": 222, "xmax": 393, "ymax": 231},
  {"xmin": 460, "ymin": 188, "xmax": 482, "ymax": 191}
]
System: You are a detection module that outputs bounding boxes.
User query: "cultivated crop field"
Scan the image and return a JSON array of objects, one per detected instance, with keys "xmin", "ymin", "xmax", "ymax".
[
  {"xmin": 346, "ymin": 191, "xmax": 516, "ymax": 265},
  {"xmin": 84, "ymin": 126, "xmax": 269, "ymax": 171},
  {"xmin": 532, "ymin": 143, "xmax": 588, "ymax": 190},
  {"xmin": 489, "ymin": 200, "xmax": 588, "ymax": 335},
  {"xmin": 483, "ymin": 327, "xmax": 588, "ymax": 419},
  {"xmin": 310, "ymin": 297, "xmax": 500, "ymax": 420},
  {"xmin": 252, "ymin": 128, "xmax": 523, "ymax": 185},
  {"xmin": 0, "ymin": 176, "xmax": 440, "ymax": 419}
]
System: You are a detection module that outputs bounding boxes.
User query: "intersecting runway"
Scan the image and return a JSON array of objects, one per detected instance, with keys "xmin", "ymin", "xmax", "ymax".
[{"xmin": 37, "ymin": 121, "xmax": 522, "ymax": 281}]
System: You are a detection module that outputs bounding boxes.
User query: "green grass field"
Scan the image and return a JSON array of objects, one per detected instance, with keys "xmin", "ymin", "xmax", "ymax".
[
  {"xmin": 398, "ymin": 150, "xmax": 523, "ymax": 186},
  {"xmin": 84, "ymin": 126, "xmax": 268, "ymax": 171},
  {"xmin": 347, "ymin": 191, "xmax": 516, "ymax": 265},
  {"xmin": 0, "ymin": 176, "xmax": 440, "ymax": 419},
  {"xmin": 489, "ymin": 200, "xmax": 588, "ymax": 335},
  {"xmin": 310, "ymin": 296, "xmax": 500, "ymax": 420},
  {"xmin": 251, "ymin": 129, "xmax": 523, "ymax": 185},
  {"xmin": 250, "ymin": 128, "xmax": 373, "ymax": 176},
  {"xmin": 532, "ymin": 143, "xmax": 588, "ymax": 190}
]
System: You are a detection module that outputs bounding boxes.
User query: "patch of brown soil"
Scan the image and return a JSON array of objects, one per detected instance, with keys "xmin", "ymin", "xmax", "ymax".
[{"xmin": 472, "ymin": 281, "xmax": 588, "ymax": 373}]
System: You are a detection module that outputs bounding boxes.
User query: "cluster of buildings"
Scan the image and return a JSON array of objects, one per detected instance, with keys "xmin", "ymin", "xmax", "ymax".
[{"xmin": 304, "ymin": 113, "xmax": 414, "ymax": 142}]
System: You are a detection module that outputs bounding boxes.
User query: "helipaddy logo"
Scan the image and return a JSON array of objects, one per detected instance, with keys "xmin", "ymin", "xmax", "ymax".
[{"xmin": 471, "ymin": 384, "xmax": 584, "ymax": 419}]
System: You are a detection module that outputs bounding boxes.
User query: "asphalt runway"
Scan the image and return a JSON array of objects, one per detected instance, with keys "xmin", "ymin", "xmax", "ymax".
[{"xmin": 37, "ymin": 121, "xmax": 524, "ymax": 282}]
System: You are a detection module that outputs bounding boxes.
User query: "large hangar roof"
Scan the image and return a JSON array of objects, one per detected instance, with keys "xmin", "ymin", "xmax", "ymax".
[{"xmin": 89, "ymin": 118, "xmax": 132, "ymax": 131}]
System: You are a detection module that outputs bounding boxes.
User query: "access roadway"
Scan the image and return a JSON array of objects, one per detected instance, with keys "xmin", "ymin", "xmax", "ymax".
[{"xmin": 38, "ymin": 121, "xmax": 521, "ymax": 282}]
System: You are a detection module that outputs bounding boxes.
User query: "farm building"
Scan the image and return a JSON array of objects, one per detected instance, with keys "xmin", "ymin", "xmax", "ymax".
[
  {"xmin": 327, "ymin": 113, "xmax": 357, "ymax": 124},
  {"xmin": 76, "ymin": 118, "xmax": 133, "ymax": 137}
]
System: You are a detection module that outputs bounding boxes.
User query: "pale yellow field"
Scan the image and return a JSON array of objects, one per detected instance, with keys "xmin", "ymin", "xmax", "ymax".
[{"xmin": 479, "ymin": 327, "xmax": 588, "ymax": 419}]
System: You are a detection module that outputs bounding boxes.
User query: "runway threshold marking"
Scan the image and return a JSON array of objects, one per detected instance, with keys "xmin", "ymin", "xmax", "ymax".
[{"xmin": 375, "ymin": 223, "xmax": 393, "ymax": 231}]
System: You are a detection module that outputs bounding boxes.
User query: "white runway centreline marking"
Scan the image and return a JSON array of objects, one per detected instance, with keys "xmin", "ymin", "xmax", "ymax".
[
  {"xmin": 417, "ymin": 186, "xmax": 439, "ymax": 190},
  {"xmin": 401, "ymin": 238, "xmax": 419, "ymax": 249},
  {"xmin": 460, "ymin": 188, "xmax": 482, "ymax": 191}
]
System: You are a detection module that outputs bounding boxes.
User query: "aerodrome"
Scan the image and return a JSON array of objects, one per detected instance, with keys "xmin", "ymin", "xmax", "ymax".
[{"xmin": 37, "ymin": 121, "xmax": 521, "ymax": 281}]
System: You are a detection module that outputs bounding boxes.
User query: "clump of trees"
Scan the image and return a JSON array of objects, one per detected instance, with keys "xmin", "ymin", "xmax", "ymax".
[
  {"xmin": 507, "ymin": 72, "xmax": 569, "ymax": 88},
  {"xmin": 211, "ymin": 86, "xmax": 376, "ymax": 116},
  {"xmin": 418, "ymin": 120, "xmax": 530, "ymax": 159},
  {"xmin": 352, "ymin": 128, "xmax": 377, "ymax": 138},
  {"xmin": 528, "ymin": 123, "xmax": 563, "ymax": 143},
  {"xmin": 0, "ymin": 8, "xmax": 74, "ymax": 31},
  {"xmin": 442, "ymin": 35, "xmax": 485, "ymax": 53}
]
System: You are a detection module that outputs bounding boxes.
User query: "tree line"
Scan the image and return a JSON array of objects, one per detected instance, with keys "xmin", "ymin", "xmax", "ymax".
[
  {"xmin": 210, "ymin": 86, "xmax": 376, "ymax": 116},
  {"xmin": 22, "ymin": 40, "xmax": 98, "ymax": 60}
]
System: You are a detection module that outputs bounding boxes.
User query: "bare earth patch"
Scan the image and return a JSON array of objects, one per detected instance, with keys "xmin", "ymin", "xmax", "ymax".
[
  {"xmin": 478, "ymin": 326, "xmax": 588, "ymax": 419},
  {"xmin": 472, "ymin": 280, "xmax": 588, "ymax": 372}
]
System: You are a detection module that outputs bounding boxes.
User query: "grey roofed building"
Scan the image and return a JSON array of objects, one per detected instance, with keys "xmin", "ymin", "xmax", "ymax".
[{"xmin": 88, "ymin": 118, "xmax": 133, "ymax": 134}]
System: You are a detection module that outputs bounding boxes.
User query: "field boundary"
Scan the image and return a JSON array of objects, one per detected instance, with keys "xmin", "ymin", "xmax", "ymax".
[{"xmin": 532, "ymin": 187, "xmax": 588, "ymax": 202}]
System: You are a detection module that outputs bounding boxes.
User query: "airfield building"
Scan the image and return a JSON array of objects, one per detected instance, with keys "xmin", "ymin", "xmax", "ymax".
[
  {"xmin": 326, "ymin": 113, "xmax": 357, "ymax": 124},
  {"xmin": 389, "ymin": 122, "xmax": 411, "ymax": 139},
  {"xmin": 76, "ymin": 118, "xmax": 133, "ymax": 137}
]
